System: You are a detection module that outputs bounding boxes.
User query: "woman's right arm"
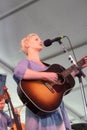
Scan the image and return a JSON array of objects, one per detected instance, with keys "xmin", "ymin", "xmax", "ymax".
[
  {"xmin": 14, "ymin": 60, "xmax": 58, "ymax": 83},
  {"xmin": 23, "ymin": 68, "xmax": 58, "ymax": 83}
]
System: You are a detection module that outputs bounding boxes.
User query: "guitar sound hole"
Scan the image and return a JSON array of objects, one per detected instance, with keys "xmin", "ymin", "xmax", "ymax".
[{"xmin": 57, "ymin": 74, "xmax": 65, "ymax": 85}]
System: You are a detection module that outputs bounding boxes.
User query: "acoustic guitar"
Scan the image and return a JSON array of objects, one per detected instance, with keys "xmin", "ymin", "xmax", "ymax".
[{"xmin": 17, "ymin": 57, "xmax": 86, "ymax": 116}]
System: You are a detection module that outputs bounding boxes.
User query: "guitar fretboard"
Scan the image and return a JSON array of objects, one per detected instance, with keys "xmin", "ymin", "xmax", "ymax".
[{"xmin": 61, "ymin": 58, "xmax": 85, "ymax": 77}]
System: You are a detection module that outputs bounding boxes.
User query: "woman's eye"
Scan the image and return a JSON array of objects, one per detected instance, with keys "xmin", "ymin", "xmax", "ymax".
[{"xmin": 35, "ymin": 38, "xmax": 38, "ymax": 41}]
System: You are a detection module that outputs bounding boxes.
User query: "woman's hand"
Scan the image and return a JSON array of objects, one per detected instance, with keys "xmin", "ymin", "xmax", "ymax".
[
  {"xmin": 43, "ymin": 72, "xmax": 58, "ymax": 83},
  {"xmin": 71, "ymin": 56, "xmax": 87, "ymax": 77},
  {"xmin": 82, "ymin": 56, "xmax": 87, "ymax": 68}
]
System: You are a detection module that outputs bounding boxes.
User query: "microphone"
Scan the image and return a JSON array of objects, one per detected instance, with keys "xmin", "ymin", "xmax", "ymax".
[{"xmin": 43, "ymin": 36, "xmax": 66, "ymax": 47}]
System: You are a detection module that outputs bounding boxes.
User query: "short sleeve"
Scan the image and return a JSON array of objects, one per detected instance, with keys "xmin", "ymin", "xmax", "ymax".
[{"xmin": 13, "ymin": 59, "xmax": 30, "ymax": 80}]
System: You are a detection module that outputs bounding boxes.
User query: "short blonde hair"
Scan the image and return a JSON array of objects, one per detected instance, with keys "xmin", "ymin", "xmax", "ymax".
[{"xmin": 21, "ymin": 33, "xmax": 38, "ymax": 55}]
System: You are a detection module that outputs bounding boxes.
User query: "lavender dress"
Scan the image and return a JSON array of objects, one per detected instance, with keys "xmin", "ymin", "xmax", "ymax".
[{"xmin": 13, "ymin": 59, "xmax": 71, "ymax": 130}]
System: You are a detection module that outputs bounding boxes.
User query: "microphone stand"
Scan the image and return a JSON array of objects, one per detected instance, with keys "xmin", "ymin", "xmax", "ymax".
[
  {"xmin": 58, "ymin": 39, "xmax": 87, "ymax": 122},
  {"xmin": 76, "ymin": 71, "xmax": 87, "ymax": 121}
]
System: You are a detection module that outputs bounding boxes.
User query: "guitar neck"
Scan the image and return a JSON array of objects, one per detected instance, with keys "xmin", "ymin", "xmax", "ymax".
[{"xmin": 61, "ymin": 58, "xmax": 85, "ymax": 77}]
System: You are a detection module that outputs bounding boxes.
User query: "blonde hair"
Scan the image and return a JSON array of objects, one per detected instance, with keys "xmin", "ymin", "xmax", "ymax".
[{"xmin": 21, "ymin": 33, "xmax": 38, "ymax": 55}]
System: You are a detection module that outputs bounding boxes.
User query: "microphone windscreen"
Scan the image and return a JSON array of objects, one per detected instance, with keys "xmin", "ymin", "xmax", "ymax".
[{"xmin": 43, "ymin": 39, "xmax": 52, "ymax": 47}]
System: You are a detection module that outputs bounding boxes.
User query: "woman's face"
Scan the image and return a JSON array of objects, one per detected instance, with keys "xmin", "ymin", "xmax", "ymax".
[{"xmin": 28, "ymin": 34, "xmax": 43, "ymax": 51}]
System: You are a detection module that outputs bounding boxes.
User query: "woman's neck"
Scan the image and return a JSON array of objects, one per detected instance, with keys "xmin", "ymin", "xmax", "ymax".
[
  {"xmin": 27, "ymin": 48, "xmax": 45, "ymax": 66},
  {"xmin": 27, "ymin": 50, "xmax": 40, "ymax": 62},
  {"xmin": 27, "ymin": 55, "xmax": 40, "ymax": 61},
  {"xmin": 27, "ymin": 53, "xmax": 46, "ymax": 67}
]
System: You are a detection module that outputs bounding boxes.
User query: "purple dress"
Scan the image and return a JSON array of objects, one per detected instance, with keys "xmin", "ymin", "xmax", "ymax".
[{"xmin": 13, "ymin": 59, "xmax": 71, "ymax": 130}]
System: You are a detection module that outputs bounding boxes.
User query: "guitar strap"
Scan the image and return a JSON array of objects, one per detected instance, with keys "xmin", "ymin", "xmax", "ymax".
[{"xmin": 42, "ymin": 61, "xmax": 50, "ymax": 67}]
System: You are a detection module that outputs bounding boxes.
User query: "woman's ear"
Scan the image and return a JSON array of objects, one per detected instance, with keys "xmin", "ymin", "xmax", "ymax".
[{"xmin": 22, "ymin": 38, "xmax": 29, "ymax": 48}]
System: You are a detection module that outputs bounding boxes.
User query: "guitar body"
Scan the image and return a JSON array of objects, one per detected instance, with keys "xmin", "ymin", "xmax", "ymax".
[{"xmin": 17, "ymin": 64, "xmax": 75, "ymax": 116}]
